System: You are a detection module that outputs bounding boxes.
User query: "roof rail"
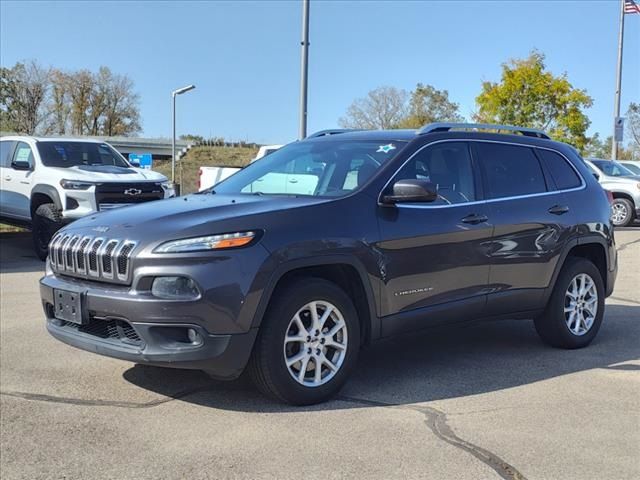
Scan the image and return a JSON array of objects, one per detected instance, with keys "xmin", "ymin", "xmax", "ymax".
[
  {"xmin": 417, "ymin": 122, "xmax": 550, "ymax": 139},
  {"xmin": 305, "ymin": 129, "xmax": 361, "ymax": 139}
]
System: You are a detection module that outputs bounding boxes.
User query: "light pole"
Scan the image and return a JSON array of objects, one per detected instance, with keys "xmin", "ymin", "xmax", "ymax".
[
  {"xmin": 298, "ymin": 0, "xmax": 310, "ymax": 139},
  {"xmin": 172, "ymin": 84, "xmax": 196, "ymax": 187}
]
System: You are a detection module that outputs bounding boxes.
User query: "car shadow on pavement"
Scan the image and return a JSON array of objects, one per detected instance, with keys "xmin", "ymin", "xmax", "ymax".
[
  {"xmin": 0, "ymin": 232, "xmax": 44, "ymax": 274},
  {"xmin": 123, "ymin": 303, "xmax": 640, "ymax": 412}
]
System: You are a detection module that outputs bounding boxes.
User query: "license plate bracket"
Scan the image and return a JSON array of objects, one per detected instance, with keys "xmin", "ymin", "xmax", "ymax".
[{"xmin": 53, "ymin": 288, "xmax": 85, "ymax": 324}]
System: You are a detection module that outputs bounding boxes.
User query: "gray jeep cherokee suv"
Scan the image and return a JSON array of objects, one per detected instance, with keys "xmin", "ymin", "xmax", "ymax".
[{"xmin": 40, "ymin": 123, "xmax": 617, "ymax": 405}]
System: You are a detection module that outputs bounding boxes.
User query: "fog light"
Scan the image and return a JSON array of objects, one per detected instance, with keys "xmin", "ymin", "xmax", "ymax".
[
  {"xmin": 187, "ymin": 328, "xmax": 201, "ymax": 344},
  {"xmin": 151, "ymin": 276, "xmax": 200, "ymax": 300}
]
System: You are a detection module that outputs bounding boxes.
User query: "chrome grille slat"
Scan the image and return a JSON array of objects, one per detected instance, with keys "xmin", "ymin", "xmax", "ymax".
[{"xmin": 50, "ymin": 235, "xmax": 136, "ymax": 285}]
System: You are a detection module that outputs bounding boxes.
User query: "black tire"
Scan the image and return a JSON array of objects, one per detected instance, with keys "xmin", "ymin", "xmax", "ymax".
[
  {"xmin": 32, "ymin": 203, "xmax": 63, "ymax": 261},
  {"xmin": 248, "ymin": 278, "xmax": 360, "ymax": 405},
  {"xmin": 535, "ymin": 257, "xmax": 605, "ymax": 349},
  {"xmin": 611, "ymin": 198, "xmax": 634, "ymax": 227}
]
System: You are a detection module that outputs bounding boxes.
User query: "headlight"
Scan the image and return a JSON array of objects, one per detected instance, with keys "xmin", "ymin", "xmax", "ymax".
[
  {"xmin": 161, "ymin": 181, "xmax": 176, "ymax": 197},
  {"xmin": 60, "ymin": 179, "xmax": 93, "ymax": 190},
  {"xmin": 154, "ymin": 231, "xmax": 257, "ymax": 253}
]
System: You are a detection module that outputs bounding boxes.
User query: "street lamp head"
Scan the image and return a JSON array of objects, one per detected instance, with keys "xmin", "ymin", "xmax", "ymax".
[{"xmin": 172, "ymin": 84, "xmax": 196, "ymax": 96}]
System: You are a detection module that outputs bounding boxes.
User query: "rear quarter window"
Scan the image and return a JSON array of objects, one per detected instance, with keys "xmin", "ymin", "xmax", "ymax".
[{"xmin": 537, "ymin": 149, "xmax": 582, "ymax": 190}]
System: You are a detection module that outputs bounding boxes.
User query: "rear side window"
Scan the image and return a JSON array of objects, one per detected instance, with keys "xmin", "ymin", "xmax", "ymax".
[
  {"xmin": 537, "ymin": 149, "xmax": 582, "ymax": 190},
  {"xmin": 0, "ymin": 141, "xmax": 16, "ymax": 168},
  {"xmin": 475, "ymin": 143, "xmax": 547, "ymax": 199}
]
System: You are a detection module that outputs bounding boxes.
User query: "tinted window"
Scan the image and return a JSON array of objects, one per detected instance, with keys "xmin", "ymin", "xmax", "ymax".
[
  {"xmin": 476, "ymin": 143, "xmax": 547, "ymax": 199},
  {"xmin": 0, "ymin": 141, "xmax": 16, "ymax": 168},
  {"xmin": 622, "ymin": 163, "xmax": 640, "ymax": 175},
  {"xmin": 36, "ymin": 141, "xmax": 128, "ymax": 168},
  {"xmin": 538, "ymin": 149, "xmax": 581, "ymax": 190},
  {"xmin": 393, "ymin": 142, "xmax": 476, "ymax": 205}
]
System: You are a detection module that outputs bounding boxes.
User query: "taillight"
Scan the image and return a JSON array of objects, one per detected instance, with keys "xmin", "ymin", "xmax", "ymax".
[
  {"xmin": 604, "ymin": 190, "xmax": 614, "ymax": 205},
  {"xmin": 197, "ymin": 168, "xmax": 202, "ymax": 190}
]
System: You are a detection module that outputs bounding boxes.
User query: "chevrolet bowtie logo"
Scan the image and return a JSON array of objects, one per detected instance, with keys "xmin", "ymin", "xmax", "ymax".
[{"xmin": 124, "ymin": 188, "xmax": 142, "ymax": 196}]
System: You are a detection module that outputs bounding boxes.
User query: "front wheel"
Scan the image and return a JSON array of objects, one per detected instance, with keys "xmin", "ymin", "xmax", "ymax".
[
  {"xmin": 535, "ymin": 257, "xmax": 605, "ymax": 349},
  {"xmin": 32, "ymin": 203, "xmax": 64, "ymax": 261},
  {"xmin": 248, "ymin": 278, "xmax": 360, "ymax": 405}
]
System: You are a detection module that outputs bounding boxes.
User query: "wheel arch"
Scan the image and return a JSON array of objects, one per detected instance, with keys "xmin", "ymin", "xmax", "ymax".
[
  {"xmin": 251, "ymin": 255, "xmax": 379, "ymax": 346},
  {"xmin": 30, "ymin": 184, "xmax": 62, "ymax": 214},
  {"xmin": 544, "ymin": 237, "xmax": 611, "ymax": 305}
]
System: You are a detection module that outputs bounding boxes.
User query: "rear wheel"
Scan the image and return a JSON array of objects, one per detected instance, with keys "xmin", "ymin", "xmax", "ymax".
[
  {"xmin": 535, "ymin": 257, "xmax": 605, "ymax": 349},
  {"xmin": 610, "ymin": 198, "xmax": 634, "ymax": 227},
  {"xmin": 32, "ymin": 203, "xmax": 63, "ymax": 261},
  {"xmin": 248, "ymin": 278, "xmax": 360, "ymax": 405}
]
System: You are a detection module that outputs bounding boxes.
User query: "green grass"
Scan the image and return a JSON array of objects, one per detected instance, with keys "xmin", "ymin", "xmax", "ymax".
[
  {"xmin": 153, "ymin": 145, "xmax": 258, "ymax": 194},
  {"xmin": 0, "ymin": 223, "xmax": 25, "ymax": 233}
]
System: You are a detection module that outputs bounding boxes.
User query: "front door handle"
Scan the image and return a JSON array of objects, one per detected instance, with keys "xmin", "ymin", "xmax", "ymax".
[
  {"xmin": 461, "ymin": 213, "xmax": 489, "ymax": 225},
  {"xmin": 288, "ymin": 179, "xmax": 298, "ymax": 184},
  {"xmin": 548, "ymin": 205, "xmax": 570, "ymax": 215},
  {"xmin": 4, "ymin": 175, "xmax": 11, "ymax": 181}
]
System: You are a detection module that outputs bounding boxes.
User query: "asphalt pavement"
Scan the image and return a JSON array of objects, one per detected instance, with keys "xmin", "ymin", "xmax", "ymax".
[{"xmin": 0, "ymin": 229, "xmax": 638, "ymax": 480}]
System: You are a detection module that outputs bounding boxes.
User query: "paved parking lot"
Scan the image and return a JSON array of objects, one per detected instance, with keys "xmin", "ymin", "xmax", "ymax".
[{"xmin": 1, "ymin": 229, "xmax": 638, "ymax": 480}]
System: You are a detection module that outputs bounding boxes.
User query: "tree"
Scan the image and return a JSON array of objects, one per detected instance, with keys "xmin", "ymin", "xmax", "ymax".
[
  {"xmin": 0, "ymin": 61, "xmax": 51, "ymax": 134},
  {"xmin": 475, "ymin": 51, "xmax": 593, "ymax": 151},
  {"xmin": 398, "ymin": 83, "xmax": 464, "ymax": 128},
  {"xmin": 339, "ymin": 86, "xmax": 408, "ymax": 129},
  {"xmin": 584, "ymin": 133, "xmax": 612, "ymax": 159},
  {"xmin": 1, "ymin": 61, "xmax": 141, "ymax": 137},
  {"xmin": 625, "ymin": 103, "xmax": 640, "ymax": 158}
]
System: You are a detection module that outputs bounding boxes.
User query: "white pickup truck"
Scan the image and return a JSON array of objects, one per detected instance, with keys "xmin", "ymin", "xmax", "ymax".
[
  {"xmin": 198, "ymin": 145, "xmax": 282, "ymax": 191},
  {"xmin": 0, "ymin": 136, "xmax": 173, "ymax": 259}
]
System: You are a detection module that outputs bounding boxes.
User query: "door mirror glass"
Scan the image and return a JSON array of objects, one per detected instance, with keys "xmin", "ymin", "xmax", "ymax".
[
  {"xmin": 129, "ymin": 158, "xmax": 140, "ymax": 167},
  {"xmin": 383, "ymin": 179, "xmax": 438, "ymax": 204}
]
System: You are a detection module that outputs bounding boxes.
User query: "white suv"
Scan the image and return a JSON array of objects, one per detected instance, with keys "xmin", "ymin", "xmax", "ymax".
[{"xmin": 0, "ymin": 136, "xmax": 174, "ymax": 259}]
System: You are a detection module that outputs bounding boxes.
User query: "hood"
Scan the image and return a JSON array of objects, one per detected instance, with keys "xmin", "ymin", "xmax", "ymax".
[
  {"xmin": 52, "ymin": 165, "xmax": 167, "ymax": 182},
  {"xmin": 602, "ymin": 174, "xmax": 640, "ymax": 184},
  {"xmin": 59, "ymin": 193, "xmax": 329, "ymax": 245}
]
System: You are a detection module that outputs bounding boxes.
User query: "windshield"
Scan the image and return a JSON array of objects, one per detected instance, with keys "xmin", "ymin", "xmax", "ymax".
[
  {"xmin": 213, "ymin": 139, "xmax": 407, "ymax": 197},
  {"xmin": 591, "ymin": 160, "xmax": 636, "ymax": 177},
  {"xmin": 37, "ymin": 141, "xmax": 130, "ymax": 168}
]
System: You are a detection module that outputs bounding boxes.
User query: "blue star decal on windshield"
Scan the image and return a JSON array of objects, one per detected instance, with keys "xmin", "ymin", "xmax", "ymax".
[{"xmin": 376, "ymin": 143, "xmax": 396, "ymax": 154}]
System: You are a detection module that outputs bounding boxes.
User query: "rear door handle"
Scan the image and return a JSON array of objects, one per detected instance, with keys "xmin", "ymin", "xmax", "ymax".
[
  {"xmin": 461, "ymin": 213, "xmax": 489, "ymax": 225},
  {"xmin": 4, "ymin": 175, "xmax": 11, "ymax": 181},
  {"xmin": 548, "ymin": 205, "xmax": 570, "ymax": 215},
  {"xmin": 288, "ymin": 179, "xmax": 298, "ymax": 184}
]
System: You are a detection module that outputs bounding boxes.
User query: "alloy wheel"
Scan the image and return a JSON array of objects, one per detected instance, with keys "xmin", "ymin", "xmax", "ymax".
[
  {"xmin": 564, "ymin": 273, "xmax": 598, "ymax": 336},
  {"xmin": 611, "ymin": 202, "xmax": 628, "ymax": 225},
  {"xmin": 283, "ymin": 301, "xmax": 348, "ymax": 387}
]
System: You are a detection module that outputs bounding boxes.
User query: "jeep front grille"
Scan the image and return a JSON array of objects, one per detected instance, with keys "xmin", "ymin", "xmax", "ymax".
[{"xmin": 49, "ymin": 234, "xmax": 137, "ymax": 284}]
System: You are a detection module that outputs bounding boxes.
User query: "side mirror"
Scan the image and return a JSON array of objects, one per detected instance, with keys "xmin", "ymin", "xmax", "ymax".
[
  {"xmin": 11, "ymin": 160, "xmax": 31, "ymax": 171},
  {"xmin": 382, "ymin": 179, "xmax": 438, "ymax": 204},
  {"xmin": 129, "ymin": 158, "xmax": 141, "ymax": 167},
  {"xmin": 592, "ymin": 172, "xmax": 600, "ymax": 180}
]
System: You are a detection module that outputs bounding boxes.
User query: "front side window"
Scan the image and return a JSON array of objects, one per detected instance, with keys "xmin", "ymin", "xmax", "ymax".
[
  {"xmin": 12, "ymin": 142, "xmax": 34, "ymax": 169},
  {"xmin": 476, "ymin": 142, "xmax": 547, "ymax": 199},
  {"xmin": 591, "ymin": 160, "xmax": 635, "ymax": 177},
  {"xmin": 37, "ymin": 141, "xmax": 129, "ymax": 168},
  {"xmin": 392, "ymin": 142, "xmax": 476, "ymax": 205},
  {"xmin": 213, "ymin": 139, "xmax": 407, "ymax": 197}
]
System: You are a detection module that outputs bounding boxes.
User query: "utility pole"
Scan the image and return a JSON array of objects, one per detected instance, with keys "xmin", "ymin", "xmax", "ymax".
[
  {"xmin": 612, "ymin": 0, "xmax": 625, "ymax": 160},
  {"xmin": 171, "ymin": 84, "xmax": 196, "ymax": 191},
  {"xmin": 298, "ymin": 0, "xmax": 310, "ymax": 140}
]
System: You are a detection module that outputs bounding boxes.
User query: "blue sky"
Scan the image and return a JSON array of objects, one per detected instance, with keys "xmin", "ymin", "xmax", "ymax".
[{"xmin": 1, "ymin": 0, "xmax": 638, "ymax": 145}]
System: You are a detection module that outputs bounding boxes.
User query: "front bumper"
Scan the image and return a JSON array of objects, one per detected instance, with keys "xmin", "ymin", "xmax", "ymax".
[{"xmin": 40, "ymin": 274, "xmax": 258, "ymax": 379}]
